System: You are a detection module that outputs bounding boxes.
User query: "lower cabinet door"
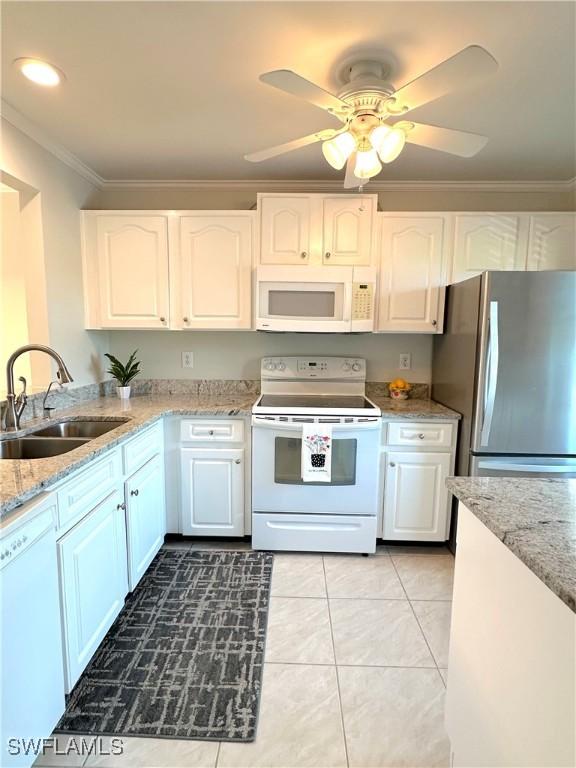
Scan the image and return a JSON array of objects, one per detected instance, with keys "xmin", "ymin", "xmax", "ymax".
[
  {"xmin": 383, "ymin": 451, "xmax": 451, "ymax": 541},
  {"xmin": 181, "ymin": 447, "xmax": 244, "ymax": 536},
  {"xmin": 58, "ymin": 490, "xmax": 128, "ymax": 691},
  {"xmin": 125, "ymin": 453, "xmax": 166, "ymax": 591}
]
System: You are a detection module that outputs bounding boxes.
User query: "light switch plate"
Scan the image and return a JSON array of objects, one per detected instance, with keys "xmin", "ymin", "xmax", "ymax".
[
  {"xmin": 182, "ymin": 351, "xmax": 194, "ymax": 369},
  {"xmin": 399, "ymin": 353, "xmax": 411, "ymax": 370}
]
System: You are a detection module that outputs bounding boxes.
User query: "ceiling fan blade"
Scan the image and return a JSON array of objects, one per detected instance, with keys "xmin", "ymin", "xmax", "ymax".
[
  {"xmin": 389, "ymin": 46, "xmax": 498, "ymax": 115},
  {"xmin": 343, "ymin": 153, "xmax": 366, "ymax": 189},
  {"xmin": 260, "ymin": 69, "xmax": 351, "ymax": 117},
  {"xmin": 399, "ymin": 121, "xmax": 489, "ymax": 157},
  {"xmin": 244, "ymin": 129, "xmax": 339, "ymax": 162}
]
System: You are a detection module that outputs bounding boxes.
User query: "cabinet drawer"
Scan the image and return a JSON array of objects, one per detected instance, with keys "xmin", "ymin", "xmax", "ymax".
[
  {"xmin": 180, "ymin": 419, "xmax": 244, "ymax": 443},
  {"xmin": 123, "ymin": 421, "xmax": 163, "ymax": 475},
  {"xmin": 386, "ymin": 422, "xmax": 454, "ymax": 448},
  {"xmin": 57, "ymin": 450, "xmax": 121, "ymax": 533}
]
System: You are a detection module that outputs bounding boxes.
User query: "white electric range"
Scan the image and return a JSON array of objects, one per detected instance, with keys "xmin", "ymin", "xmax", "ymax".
[{"xmin": 251, "ymin": 357, "xmax": 381, "ymax": 554}]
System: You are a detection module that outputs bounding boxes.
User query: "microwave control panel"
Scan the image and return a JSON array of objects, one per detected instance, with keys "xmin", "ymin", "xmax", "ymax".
[{"xmin": 352, "ymin": 282, "xmax": 374, "ymax": 320}]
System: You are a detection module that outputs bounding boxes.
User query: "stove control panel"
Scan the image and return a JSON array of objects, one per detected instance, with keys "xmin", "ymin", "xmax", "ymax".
[{"xmin": 261, "ymin": 357, "xmax": 366, "ymax": 380}]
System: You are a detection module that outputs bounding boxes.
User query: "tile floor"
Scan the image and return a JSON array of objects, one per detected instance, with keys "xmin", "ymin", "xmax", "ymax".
[{"xmin": 35, "ymin": 542, "xmax": 453, "ymax": 768}]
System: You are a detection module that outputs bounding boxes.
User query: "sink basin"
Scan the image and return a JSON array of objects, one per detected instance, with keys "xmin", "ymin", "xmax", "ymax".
[
  {"xmin": 29, "ymin": 419, "xmax": 126, "ymax": 439},
  {"xmin": 0, "ymin": 437, "xmax": 89, "ymax": 460}
]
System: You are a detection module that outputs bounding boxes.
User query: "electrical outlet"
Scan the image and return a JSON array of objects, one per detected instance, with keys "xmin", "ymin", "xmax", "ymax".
[
  {"xmin": 182, "ymin": 351, "xmax": 194, "ymax": 369},
  {"xmin": 399, "ymin": 353, "xmax": 411, "ymax": 370}
]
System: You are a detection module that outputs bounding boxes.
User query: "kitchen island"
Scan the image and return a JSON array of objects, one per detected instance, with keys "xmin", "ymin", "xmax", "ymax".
[{"xmin": 445, "ymin": 477, "xmax": 576, "ymax": 768}]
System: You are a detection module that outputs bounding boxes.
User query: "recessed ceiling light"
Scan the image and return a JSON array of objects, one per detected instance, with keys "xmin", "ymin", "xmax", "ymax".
[{"xmin": 14, "ymin": 58, "xmax": 64, "ymax": 87}]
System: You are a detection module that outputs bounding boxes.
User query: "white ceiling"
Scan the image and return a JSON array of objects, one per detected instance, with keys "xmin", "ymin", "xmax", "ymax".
[{"xmin": 2, "ymin": 1, "xmax": 575, "ymax": 182}]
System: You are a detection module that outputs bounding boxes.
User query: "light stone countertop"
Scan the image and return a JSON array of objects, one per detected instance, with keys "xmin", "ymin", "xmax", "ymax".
[
  {"xmin": 447, "ymin": 477, "xmax": 576, "ymax": 612},
  {"xmin": 0, "ymin": 393, "xmax": 460, "ymax": 522}
]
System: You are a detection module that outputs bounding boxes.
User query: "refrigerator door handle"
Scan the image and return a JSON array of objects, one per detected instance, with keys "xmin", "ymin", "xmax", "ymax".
[
  {"xmin": 476, "ymin": 459, "xmax": 576, "ymax": 474},
  {"xmin": 480, "ymin": 301, "xmax": 499, "ymax": 446}
]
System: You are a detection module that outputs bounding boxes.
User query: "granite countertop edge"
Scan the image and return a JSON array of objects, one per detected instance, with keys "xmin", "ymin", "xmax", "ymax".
[
  {"xmin": 0, "ymin": 394, "xmax": 460, "ymax": 522},
  {"xmin": 447, "ymin": 477, "xmax": 576, "ymax": 613}
]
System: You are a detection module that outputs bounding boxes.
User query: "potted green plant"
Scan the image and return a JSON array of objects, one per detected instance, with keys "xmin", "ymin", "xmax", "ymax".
[{"xmin": 105, "ymin": 350, "xmax": 141, "ymax": 400}]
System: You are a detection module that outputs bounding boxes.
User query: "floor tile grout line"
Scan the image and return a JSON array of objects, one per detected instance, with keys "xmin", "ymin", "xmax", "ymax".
[
  {"xmin": 215, "ymin": 740, "xmax": 221, "ymax": 768},
  {"xmin": 389, "ymin": 555, "xmax": 439, "ymax": 670},
  {"xmin": 322, "ymin": 555, "xmax": 350, "ymax": 768},
  {"xmin": 265, "ymin": 660, "xmax": 440, "ymax": 670}
]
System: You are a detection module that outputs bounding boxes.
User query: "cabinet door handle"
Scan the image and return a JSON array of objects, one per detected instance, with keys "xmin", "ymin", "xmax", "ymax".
[
  {"xmin": 235, "ymin": 459, "xmax": 241, "ymax": 464},
  {"xmin": 300, "ymin": 252, "xmax": 307, "ymax": 259},
  {"xmin": 209, "ymin": 429, "xmax": 214, "ymax": 436},
  {"xmin": 418, "ymin": 433, "xmax": 425, "ymax": 439},
  {"xmin": 183, "ymin": 317, "xmax": 189, "ymax": 323},
  {"xmin": 389, "ymin": 462, "xmax": 396, "ymax": 467},
  {"xmin": 130, "ymin": 489, "xmax": 139, "ymax": 496},
  {"xmin": 325, "ymin": 252, "xmax": 331, "ymax": 259},
  {"xmin": 432, "ymin": 319, "xmax": 437, "ymax": 326},
  {"xmin": 117, "ymin": 502, "xmax": 126, "ymax": 511},
  {"xmin": 160, "ymin": 316, "xmax": 166, "ymax": 323}
]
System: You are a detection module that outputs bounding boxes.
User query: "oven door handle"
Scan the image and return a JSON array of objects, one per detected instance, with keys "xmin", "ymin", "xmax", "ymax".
[{"xmin": 251, "ymin": 417, "xmax": 381, "ymax": 432}]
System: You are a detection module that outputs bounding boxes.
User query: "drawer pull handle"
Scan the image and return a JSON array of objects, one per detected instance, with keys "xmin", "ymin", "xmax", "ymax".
[
  {"xmin": 235, "ymin": 459, "xmax": 241, "ymax": 464},
  {"xmin": 325, "ymin": 251, "xmax": 331, "ymax": 259},
  {"xmin": 389, "ymin": 462, "xmax": 396, "ymax": 467},
  {"xmin": 300, "ymin": 251, "xmax": 307, "ymax": 259},
  {"xmin": 117, "ymin": 502, "xmax": 126, "ymax": 511},
  {"xmin": 130, "ymin": 489, "xmax": 139, "ymax": 497},
  {"xmin": 183, "ymin": 317, "xmax": 189, "ymax": 323},
  {"xmin": 209, "ymin": 430, "xmax": 214, "ymax": 436},
  {"xmin": 418, "ymin": 433, "xmax": 425, "ymax": 439}
]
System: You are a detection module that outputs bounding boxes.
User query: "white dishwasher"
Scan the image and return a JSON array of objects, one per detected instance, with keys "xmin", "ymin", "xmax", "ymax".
[{"xmin": 0, "ymin": 494, "xmax": 65, "ymax": 768}]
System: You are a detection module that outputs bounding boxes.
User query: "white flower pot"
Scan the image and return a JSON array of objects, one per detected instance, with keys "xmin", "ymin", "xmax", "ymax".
[{"xmin": 116, "ymin": 385, "xmax": 131, "ymax": 400}]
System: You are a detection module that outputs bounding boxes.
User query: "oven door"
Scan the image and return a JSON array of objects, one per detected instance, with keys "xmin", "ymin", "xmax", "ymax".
[
  {"xmin": 252, "ymin": 418, "xmax": 381, "ymax": 515},
  {"xmin": 256, "ymin": 266, "xmax": 352, "ymax": 332}
]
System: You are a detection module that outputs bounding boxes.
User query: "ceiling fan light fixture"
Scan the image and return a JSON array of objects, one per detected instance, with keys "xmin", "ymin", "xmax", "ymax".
[
  {"xmin": 371, "ymin": 124, "xmax": 406, "ymax": 163},
  {"xmin": 322, "ymin": 131, "xmax": 356, "ymax": 170},
  {"xmin": 354, "ymin": 148, "xmax": 382, "ymax": 179}
]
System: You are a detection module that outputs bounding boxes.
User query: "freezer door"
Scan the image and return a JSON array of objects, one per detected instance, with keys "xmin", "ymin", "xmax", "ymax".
[
  {"xmin": 471, "ymin": 455, "xmax": 576, "ymax": 478},
  {"xmin": 472, "ymin": 271, "xmax": 576, "ymax": 455}
]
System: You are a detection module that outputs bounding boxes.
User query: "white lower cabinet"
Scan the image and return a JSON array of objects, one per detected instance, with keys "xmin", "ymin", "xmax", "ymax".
[
  {"xmin": 125, "ymin": 453, "xmax": 166, "ymax": 590},
  {"xmin": 181, "ymin": 447, "xmax": 244, "ymax": 536},
  {"xmin": 58, "ymin": 490, "xmax": 128, "ymax": 691},
  {"xmin": 383, "ymin": 451, "xmax": 451, "ymax": 541}
]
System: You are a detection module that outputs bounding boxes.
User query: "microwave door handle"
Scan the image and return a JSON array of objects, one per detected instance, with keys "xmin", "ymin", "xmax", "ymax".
[
  {"xmin": 480, "ymin": 300, "xmax": 499, "ymax": 447},
  {"xmin": 342, "ymin": 280, "xmax": 352, "ymax": 324}
]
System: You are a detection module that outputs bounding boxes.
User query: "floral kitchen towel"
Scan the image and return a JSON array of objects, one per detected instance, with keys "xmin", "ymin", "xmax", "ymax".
[{"xmin": 301, "ymin": 423, "xmax": 332, "ymax": 482}]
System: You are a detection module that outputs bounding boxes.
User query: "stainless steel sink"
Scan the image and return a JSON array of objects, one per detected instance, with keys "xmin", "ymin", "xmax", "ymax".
[
  {"xmin": 29, "ymin": 419, "xmax": 127, "ymax": 439},
  {"xmin": 0, "ymin": 437, "xmax": 90, "ymax": 460}
]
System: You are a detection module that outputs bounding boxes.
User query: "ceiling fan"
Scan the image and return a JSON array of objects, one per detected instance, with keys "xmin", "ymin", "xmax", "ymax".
[{"xmin": 245, "ymin": 46, "xmax": 498, "ymax": 188}]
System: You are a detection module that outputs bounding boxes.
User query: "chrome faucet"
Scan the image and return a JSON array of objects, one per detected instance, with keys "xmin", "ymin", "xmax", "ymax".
[{"xmin": 4, "ymin": 345, "xmax": 73, "ymax": 431}]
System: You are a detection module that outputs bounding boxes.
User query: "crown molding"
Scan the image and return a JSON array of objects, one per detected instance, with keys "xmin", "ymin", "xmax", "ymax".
[
  {"xmin": 99, "ymin": 177, "xmax": 576, "ymax": 193},
  {"xmin": 1, "ymin": 100, "xmax": 105, "ymax": 189},
  {"xmin": 2, "ymin": 100, "xmax": 574, "ymax": 195}
]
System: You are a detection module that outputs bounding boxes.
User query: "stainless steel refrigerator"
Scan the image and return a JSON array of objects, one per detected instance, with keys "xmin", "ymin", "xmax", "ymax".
[{"xmin": 432, "ymin": 271, "xmax": 576, "ymax": 482}]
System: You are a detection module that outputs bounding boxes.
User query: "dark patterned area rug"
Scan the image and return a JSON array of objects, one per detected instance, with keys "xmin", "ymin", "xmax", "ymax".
[{"xmin": 56, "ymin": 548, "xmax": 273, "ymax": 742}]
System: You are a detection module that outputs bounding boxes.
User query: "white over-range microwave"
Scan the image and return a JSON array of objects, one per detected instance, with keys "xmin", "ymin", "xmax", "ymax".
[{"xmin": 256, "ymin": 266, "xmax": 376, "ymax": 333}]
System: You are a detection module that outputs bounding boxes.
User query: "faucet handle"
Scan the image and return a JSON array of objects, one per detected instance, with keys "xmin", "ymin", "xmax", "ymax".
[{"xmin": 17, "ymin": 376, "xmax": 27, "ymax": 396}]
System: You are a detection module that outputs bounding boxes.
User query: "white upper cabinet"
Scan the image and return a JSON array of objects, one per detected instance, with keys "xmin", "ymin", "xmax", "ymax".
[
  {"xmin": 258, "ymin": 193, "xmax": 377, "ymax": 267},
  {"xmin": 91, "ymin": 214, "xmax": 170, "ymax": 329},
  {"xmin": 172, "ymin": 212, "xmax": 254, "ymax": 329},
  {"xmin": 321, "ymin": 196, "xmax": 375, "ymax": 266},
  {"xmin": 259, "ymin": 196, "xmax": 311, "ymax": 265},
  {"xmin": 377, "ymin": 215, "xmax": 447, "ymax": 333},
  {"xmin": 451, "ymin": 214, "xmax": 528, "ymax": 284},
  {"xmin": 526, "ymin": 214, "xmax": 576, "ymax": 270}
]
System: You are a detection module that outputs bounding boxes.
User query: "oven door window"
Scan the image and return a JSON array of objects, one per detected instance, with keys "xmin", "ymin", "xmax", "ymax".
[{"xmin": 274, "ymin": 437, "xmax": 357, "ymax": 485}]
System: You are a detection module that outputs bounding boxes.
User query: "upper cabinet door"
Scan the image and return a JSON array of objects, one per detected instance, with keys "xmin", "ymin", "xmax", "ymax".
[
  {"xmin": 322, "ymin": 196, "xmax": 375, "ymax": 266},
  {"xmin": 96, "ymin": 215, "xmax": 170, "ymax": 329},
  {"xmin": 526, "ymin": 214, "xmax": 576, "ymax": 270},
  {"xmin": 259, "ymin": 196, "xmax": 311, "ymax": 265},
  {"xmin": 175, "ymin": 213, "xmax": 254, "ymax": 329},
  {"xmin": 377, "ymin": 215, "xmax": 446, "ymax": 333},
  {"xmin": 451, "ymin": 215, "xmax": 527, "ymax": 284}
]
